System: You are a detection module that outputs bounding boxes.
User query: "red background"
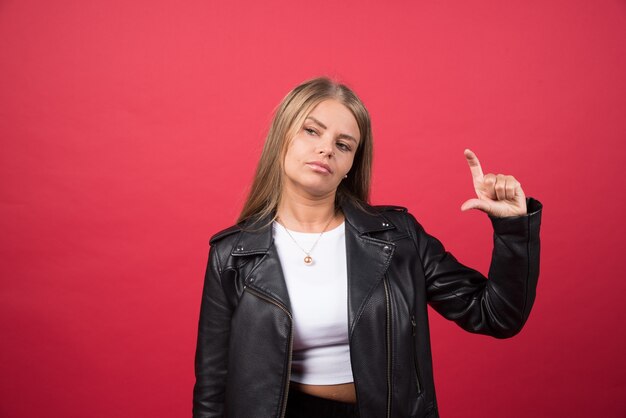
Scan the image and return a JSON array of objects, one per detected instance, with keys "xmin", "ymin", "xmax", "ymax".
[{"xmin": 1, "ymin": 0, "xmax": 625, "ymax": 417}]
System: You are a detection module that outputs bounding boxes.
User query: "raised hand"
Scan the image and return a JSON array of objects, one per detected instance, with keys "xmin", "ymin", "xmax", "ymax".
[{"xmin": 460, "ymin": 149, "xmax": 527, "ymax": 218}]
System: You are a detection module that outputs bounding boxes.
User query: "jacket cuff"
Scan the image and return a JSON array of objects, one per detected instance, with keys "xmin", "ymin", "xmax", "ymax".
[{"xmin": 488, "ymin": 197, "xmax": 543, "ymax": 236}]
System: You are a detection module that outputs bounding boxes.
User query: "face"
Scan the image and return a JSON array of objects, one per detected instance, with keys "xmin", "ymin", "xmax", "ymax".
[{"xmin": 282, "ymin": 99, "xmax": 361, "ymax": 198}]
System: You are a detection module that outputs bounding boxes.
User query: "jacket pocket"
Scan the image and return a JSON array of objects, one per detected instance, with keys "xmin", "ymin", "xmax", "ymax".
[{"xmin": 410, "ymin": 315, "xmax": 423, "ymax": 395}]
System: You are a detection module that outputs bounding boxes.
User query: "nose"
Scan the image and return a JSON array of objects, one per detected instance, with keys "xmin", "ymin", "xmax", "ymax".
[{"xmin": 317, "ymin": 136, "xmax": 334, "ymax": 158}]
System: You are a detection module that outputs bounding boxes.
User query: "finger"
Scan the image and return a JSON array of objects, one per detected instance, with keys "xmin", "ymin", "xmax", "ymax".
[
  {"xmin": 461, "ymin": 198, "xmax": 491, "ymax": 213},
  {"xmin": 495, "ymin": 174, "xmax": 507, "ymax": 201},
  {"xmin": 464, "ymin": 148, "xmax": 484, "ymax": 181},
  {"xmin": 505, "ymin": 175, "xmax": 518, "ymax": 200},
  {"xmin": 483, "ymin": 173, "xmax": 497, "ymax": 200}
]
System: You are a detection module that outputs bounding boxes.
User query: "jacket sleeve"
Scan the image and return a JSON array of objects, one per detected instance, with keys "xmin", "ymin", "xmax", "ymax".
[
  {"xmin": 193, "ymin": 244, "xmax": 232, "ymax": 417},
  {"xmin": 409, "ymin": 197, "xmax": 542, "ymax": 338}
]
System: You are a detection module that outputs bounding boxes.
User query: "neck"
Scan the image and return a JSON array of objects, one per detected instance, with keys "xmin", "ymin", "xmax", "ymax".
[{"xmin": 276, "ymin": 188, "xmax": 343, "ymax": 233}]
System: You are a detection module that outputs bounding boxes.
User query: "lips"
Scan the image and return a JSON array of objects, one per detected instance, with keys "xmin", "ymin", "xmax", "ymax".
[{"xmin": 306, "ymin": 160, "xmax": 333, "ymax": 174}]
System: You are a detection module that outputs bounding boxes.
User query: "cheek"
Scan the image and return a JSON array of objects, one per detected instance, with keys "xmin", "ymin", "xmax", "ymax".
[
  {"xmin": 283, "ymin": 143, "xmax": 304, "ymax": 174},
  {"xmin": 285, "ymin": 138, "xmax": 308, "ymax": 164},
  {"xmin": 340, "ymin": 154, "xmax": 357, "ymax": 172}
]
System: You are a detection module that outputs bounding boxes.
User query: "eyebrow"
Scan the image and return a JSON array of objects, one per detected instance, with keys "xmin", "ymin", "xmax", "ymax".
[{"xmin": 306, "ymin": 116, "xmax": 358, "ymax": 144}]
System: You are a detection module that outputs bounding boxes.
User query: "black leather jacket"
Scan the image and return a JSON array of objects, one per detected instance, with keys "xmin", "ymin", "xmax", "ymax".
[{"xmin": 193, "ymin": 197, "xmax": 543, "ymax": 418}]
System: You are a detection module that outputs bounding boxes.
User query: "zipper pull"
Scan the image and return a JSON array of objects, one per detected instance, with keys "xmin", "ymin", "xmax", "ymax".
[{"xmin": 411, "ymin": 315, "xmax": 416, "ymax": 336}]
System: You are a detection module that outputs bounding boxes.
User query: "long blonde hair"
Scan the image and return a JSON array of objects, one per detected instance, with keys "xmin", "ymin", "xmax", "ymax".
[{"xmin": 237, "ymin": 76, "xmax": 373, "ymax": 225}]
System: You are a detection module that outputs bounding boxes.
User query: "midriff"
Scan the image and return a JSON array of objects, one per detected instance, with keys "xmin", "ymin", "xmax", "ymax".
[{"xmin": 290, "ymin": 381, "xmax": 357, "ymax": 404}]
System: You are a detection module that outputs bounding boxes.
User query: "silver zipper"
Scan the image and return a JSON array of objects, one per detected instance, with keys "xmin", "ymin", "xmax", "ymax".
[
  {"xmin": 244, "ymin": 286, "xmax": 294, "ymax": 418},
  {"xmin": 383, "ymin": 276, "xmax": 392, "ymax": 418},
  {"xmin": 410, "ymin": 315, "xmax": 423, "ymax": 394}
]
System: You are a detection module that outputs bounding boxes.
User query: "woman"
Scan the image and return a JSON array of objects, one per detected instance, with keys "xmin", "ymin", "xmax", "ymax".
[{"xmin": 193, "ymin": 77, "xmax": 542, "ymax": 418}]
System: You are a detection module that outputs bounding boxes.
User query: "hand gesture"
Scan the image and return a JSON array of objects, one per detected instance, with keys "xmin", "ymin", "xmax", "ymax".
[{"xmin": 460, "ymin": 149, "xmax": 527, "ymax": 218}]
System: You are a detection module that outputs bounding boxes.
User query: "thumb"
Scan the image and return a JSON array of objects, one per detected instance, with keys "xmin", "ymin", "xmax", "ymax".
[{"xmin": 460, "ymin": 198, "xmax": 491, "ymax": 213}]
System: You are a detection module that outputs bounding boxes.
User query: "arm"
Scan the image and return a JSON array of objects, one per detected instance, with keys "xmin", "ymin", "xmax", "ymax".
[
  {"xmin": 193, "ymin": 244, "xmax": 232, "ymax": 417},
  {"xmin": 411, "ymin": 197, "xmax": 542, "ymax": 338}
]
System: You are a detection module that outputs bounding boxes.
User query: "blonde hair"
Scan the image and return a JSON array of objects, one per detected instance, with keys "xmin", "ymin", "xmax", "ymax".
[{"xmin": 237, "ymin": 76, "xmax": 373, "ymax": 225}]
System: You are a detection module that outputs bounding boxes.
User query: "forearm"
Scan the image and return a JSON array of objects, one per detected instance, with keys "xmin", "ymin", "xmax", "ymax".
[{"xmin": 420, "ymin": 197, "xmax": 543, "ymax": 338}]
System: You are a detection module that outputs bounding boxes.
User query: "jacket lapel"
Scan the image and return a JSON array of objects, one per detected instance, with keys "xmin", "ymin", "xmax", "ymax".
[
  {"xmin": 231, "ymin": 215, "xmax": 293, "ymax": 311},
  {"xmin": 342, "ymin": 201, "xmax": 397, "ymax": 334}
]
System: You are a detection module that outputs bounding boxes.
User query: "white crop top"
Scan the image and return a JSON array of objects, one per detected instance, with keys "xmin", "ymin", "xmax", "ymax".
[{"xmin": 272, "ymin": 220, "xmax": 354, "ymax": 385}]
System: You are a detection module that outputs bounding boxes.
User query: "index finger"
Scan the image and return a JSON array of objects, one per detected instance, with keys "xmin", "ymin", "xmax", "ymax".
[{"xmin": 464, "ymin": 148, "xmax": 484, "ymax": 180}]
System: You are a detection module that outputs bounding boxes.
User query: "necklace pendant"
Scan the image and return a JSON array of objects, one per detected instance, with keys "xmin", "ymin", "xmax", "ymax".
[{"xmin": 304, "ymin": 255, "xmax": 313, "ymax": 265}]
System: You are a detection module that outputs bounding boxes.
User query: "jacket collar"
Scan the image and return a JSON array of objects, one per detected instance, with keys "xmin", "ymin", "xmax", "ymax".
[{"xmin": 230, "ymin": 199, "xmax": 397, "ymax": 257}]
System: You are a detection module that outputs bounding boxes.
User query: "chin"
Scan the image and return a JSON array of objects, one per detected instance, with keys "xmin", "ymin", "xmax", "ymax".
[
  {"xmin": 285, "ymin": 174, "xmax": 339, "ymax": 197},
  {"xmin": 300, "ymin": 182, "xmax": 338, "ymax": 197}
]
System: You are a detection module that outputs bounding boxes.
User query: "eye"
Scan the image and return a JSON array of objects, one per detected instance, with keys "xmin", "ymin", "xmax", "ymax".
[
  {"xmin": 304, "ymin": 127, "xmax": 318, "ymax": 136},
  {"xmin": 336, "ymin": 142, "xmax": 351, "ymax": 152}
]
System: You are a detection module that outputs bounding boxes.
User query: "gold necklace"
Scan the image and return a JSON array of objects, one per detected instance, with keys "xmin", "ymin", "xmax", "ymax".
[{"xmin": 277, "ymin": 213, "xmax": 336, "ymax": 265}]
